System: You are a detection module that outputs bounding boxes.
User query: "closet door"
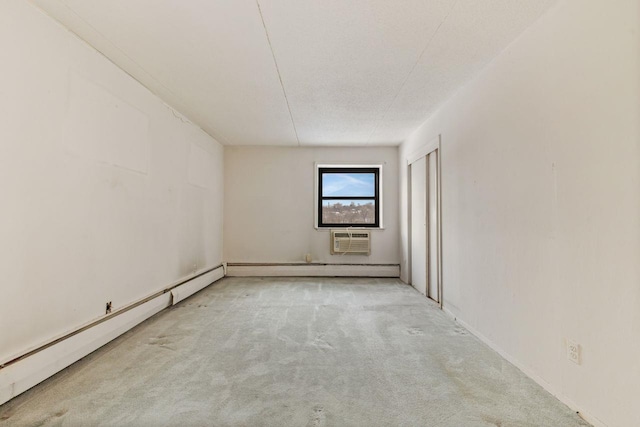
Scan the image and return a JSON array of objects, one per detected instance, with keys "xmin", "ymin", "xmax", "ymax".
[
  {"xmin": 427, "ymin": 152, "xmax": 439, "ymax": 303},
  {"xmin": 410, "ymin": 156, "xmax": 427, "ymax": 296}
]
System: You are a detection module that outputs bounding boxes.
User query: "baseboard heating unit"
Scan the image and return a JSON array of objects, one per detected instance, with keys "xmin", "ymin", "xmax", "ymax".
[
  {"xmin": 226, "ymin": 263, "xmax": 400, "ymax": 278},
  {"xmin": 0, "ymin": 264, "xmax": 225, "ymax": 406}
]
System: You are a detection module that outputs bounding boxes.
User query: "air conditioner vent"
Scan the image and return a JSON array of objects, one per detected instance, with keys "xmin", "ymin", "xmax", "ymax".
[
  {"xmin": 330, "ymin": 229, "xmax": 371, "ymax": 255},
  {"xmin": 334, "ymin": 232, "xmax": 369, "ymax": 239}
]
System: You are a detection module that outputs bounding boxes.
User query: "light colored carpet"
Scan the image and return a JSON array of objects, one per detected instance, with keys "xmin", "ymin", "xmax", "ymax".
[{"xmin": 0, "ymin": 277, "xmax": 589, "ymax": 426}]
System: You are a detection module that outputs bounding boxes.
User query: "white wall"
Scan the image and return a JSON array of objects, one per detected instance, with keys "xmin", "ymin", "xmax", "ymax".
[
  {"xmin": 224, "ymin": 146, "xmax": 399, "ymax": 265},
  {"xmin": 0, "ymin": 0, "xmax": 223, "ymax": 364},
  {"xmin": 399, "ymin": 1, "xmax": 639, "ymax": 426}
]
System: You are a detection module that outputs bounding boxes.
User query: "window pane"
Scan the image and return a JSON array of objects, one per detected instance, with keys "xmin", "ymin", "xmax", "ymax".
[
  {"xmin": 322, "ymin": 199, "xmax": 376, "ymax": 224},
  {"xmin": 322, "ymin": 173, "xmax": 375, "ymax": 197}
]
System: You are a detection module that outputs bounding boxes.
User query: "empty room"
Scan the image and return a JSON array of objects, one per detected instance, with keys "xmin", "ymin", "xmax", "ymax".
[{"xmin": 0, "ymin": 0, "xmax": 638, "ymax": 426}]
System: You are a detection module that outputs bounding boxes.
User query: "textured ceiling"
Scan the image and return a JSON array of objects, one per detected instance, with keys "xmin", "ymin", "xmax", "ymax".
[{"xmin": 30, "ymin": 0, "xmax": 557, "ymax": 146}]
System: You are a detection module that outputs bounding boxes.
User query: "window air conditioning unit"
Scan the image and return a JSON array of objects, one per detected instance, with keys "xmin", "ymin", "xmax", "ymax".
[{"xmin": 330, "ymin": 229, "xmax": 371, "ymax": 255}]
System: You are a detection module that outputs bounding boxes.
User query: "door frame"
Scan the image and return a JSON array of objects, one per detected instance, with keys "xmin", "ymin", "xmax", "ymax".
[{"xmin": 407, "ymin": 135, "xmax": 443, "ymax": 309}]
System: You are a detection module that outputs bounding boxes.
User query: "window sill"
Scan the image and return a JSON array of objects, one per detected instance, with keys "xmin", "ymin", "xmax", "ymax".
[{"xmin": 314, "ymin": 226, "xmax": 385, "ymax": 231}]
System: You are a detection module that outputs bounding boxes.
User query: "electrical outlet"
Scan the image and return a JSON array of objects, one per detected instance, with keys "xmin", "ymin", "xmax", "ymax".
[
  {"xmin": 105, "ymin": 301, "xmax": 112, "ymax": 314},
  {"xmin": 567, "ymin": 340, "xmax": 580, "ymax": 365}
]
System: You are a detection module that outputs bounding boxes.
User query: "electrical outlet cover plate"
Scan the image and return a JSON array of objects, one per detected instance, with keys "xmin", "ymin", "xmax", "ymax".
[{"xmin": 567, "ymin": 340, "xmax": 580, "ymax": 365}]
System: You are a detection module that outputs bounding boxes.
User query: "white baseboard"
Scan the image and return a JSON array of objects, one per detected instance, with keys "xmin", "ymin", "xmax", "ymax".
[
  {"xmin": 226, "ymin": 263, "xmax": 400, "ymax": 278},
  {"xmin": 0, "ymin": 265, "xmax": 224, "ymax": 406},
  {"xmin": 442, "ymin": 307, "xmax": 606, "ymax": 427},
  {"xmin": 0, "ymin": 294, "xmax": 171, "ymax": 406},
  {"xmin": 171, "ymin": 267, "xmax": 224, "ymax": 305}
]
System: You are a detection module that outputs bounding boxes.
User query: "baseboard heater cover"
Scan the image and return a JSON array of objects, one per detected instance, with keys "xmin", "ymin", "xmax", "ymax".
[
  {"xmin": 171, "ymin": 267, "xmax": 224, "ymax": 305},
  {"xmin": 226, "ymin": 263, "xmax": 400, "ymax": 278},
  {"xmin": 0, "ymin": 293, "xmax": 171, "ymax": 406},
  {"xmin": 0, "ymin": 264, "xmax": 224, "ymax": 406}
]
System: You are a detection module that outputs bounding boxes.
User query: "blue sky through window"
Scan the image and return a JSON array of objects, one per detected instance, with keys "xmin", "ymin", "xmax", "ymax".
[{"xmin": 322, "ymin": 173, "xmax": 375, "ymax": 197}]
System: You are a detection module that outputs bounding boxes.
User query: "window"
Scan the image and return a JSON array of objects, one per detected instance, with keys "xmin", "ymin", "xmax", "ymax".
[{"xmin": 317, "ymin": 165, "xmax": 381, "ymax": 228}]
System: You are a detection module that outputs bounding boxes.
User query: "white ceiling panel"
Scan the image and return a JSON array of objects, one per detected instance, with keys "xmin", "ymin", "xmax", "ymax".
[
  {"xmin": 32, "ymin": 0, "xmax": 298, "ymax": 145},
  {"xmin": 368, "ymin": 0, "xmax": 559, "ymax": 144},
  {"xmin": 30, "ymin": 0, "xmax": 558, "ymax": 146},
  {"xmin": 257, "ymin": 0, "xmax": 455, "ymax": 145}
]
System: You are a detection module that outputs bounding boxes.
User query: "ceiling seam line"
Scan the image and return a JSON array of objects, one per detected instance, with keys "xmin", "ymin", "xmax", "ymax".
[
  {"xmin": 255, "ymin": 0, "xmax": 301, "ymax": 146},
  {"xmin": 365, "ymin": 0, "xmax": 460, "ymax": 145},
  {"xmin": 47, "ymin": 1, "xmax": 235, "ymax": 146}
]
